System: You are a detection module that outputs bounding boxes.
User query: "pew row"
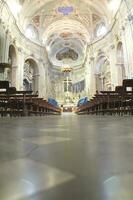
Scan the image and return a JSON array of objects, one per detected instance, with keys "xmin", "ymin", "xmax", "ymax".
[
  {"xmin": 75, "ymin": 79, "xmax": 133, "ymax": 116},
  {"xmin": 0, "ymin": 81, "xmax": 61, "ymax": 117},
  {"xmin": 0, "ymin": 94, "xmax": 61, "ymax": 117}
]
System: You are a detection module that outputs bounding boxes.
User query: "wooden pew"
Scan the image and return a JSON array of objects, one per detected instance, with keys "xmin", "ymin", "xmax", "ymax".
[
  {"xmin": 0, "ymin": 81, "xmax": 9, "ymax": 90},
  {"xmin": 0, "ymin": 93, "xmax": 61, "ymax": 117},
  {"xmin": 0, "ymin": 81, "xmax": 61, "ymax": 117},
  {"xmin": 76, "ymin": 82, "xmax": 133, "ymax": 116}
]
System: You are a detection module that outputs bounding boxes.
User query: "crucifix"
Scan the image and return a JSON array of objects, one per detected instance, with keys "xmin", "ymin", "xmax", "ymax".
[{"xmin": 66, "ymin": 76, "xmax": 69, "ymax": 92}]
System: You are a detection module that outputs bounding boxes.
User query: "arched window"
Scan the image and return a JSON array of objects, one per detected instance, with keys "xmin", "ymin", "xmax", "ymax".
[
  {"xmin": 95, "ymin": 23, "xmax": 107, "ymax": 38},
  {"xmin": 25, "ymin": 24, "xmax": 39, "ymax": 41}
]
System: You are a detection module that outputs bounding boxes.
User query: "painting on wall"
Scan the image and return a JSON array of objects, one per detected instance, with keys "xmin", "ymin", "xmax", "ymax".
[
  {"xmin": 72, "ymin": 79, "xmax": 85, "ymax": 93},
  {"xmin": 56, "ymin": 48, "xmax": 78, "ymax": 61}
]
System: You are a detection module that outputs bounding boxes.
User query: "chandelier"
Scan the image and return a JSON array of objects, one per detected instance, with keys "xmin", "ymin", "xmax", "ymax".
[{"xmin": 61, "ymin": 66, "xmax": 73, "ymax": 73}]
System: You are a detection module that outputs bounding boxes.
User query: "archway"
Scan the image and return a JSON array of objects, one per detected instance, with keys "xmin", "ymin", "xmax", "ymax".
[
  {"xmin": 95, "ymin": 55, "xmax": 111, "ymax": 92},
  {"xmin": 116, "ymin": 42, "xmax": 126, "ymax": 85},
  {"xmin": 7, "ymin": 45, "xmax": 17, "ymax": 86},
  {"xmin": 23, "ymin": 58, "xmax": 39, "ymax": 93}
]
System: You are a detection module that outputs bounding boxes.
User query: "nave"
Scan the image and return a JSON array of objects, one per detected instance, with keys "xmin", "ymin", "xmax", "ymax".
[
  {"xmin": 1, "ymin": 0, "xmax": 133, "ymax": 199},
  {"xmin": 0, "ymin": 114, "xmax": 133, "ymax": 200}
]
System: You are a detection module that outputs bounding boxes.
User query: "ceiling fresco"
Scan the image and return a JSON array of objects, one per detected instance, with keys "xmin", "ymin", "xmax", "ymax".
[{"xmin": 6, "ymin": 0, "xmax": 121, "ymax": 68}]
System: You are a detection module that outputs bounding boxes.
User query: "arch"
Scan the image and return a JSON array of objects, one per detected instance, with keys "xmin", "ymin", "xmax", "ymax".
[
  {"xmin": 116, "ymin": 42, "xmax": 126, "ymax": 85},
  {"xmin": 23, "ymin": 58, "xmax": 39, "ymax": 93},
  {"xmin": 95, "ymin": 54, "xmax": 111, "ymax": 92},
  {"xmin": 7, "ymin": 44, "xmax": 17, "ymax": 86},
  {"xmin": 8, "ymin": 45, "xmax": 17, "ymax": 66}
]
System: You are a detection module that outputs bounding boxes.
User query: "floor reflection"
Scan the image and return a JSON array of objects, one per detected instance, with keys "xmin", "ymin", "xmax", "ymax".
[{"xmin": 0, "ymin": 115, "xmax": 133, "ymax": 200}]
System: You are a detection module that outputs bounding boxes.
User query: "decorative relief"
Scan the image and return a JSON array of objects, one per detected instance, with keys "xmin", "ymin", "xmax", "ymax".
[
  {"xmin": 18, "ymin": 47, "xmax": 22, "ymax": 52},
  {"xmin": 110, "ymin": 44, "xmax": 115, "ymax": 49},
  {"xmin": 23, "ymin": 61, "xmax": 33, "ymax": 82},
  {"xmin": 32, "ymin": 15, "xmax": 40, "ymax": 27},
  {"xmin": 23, "ymin": 61, "xmax": 34, "ymax": 91},
  {"xmin": 115, "ymin": 34, "xmax": 120, "ymax": 42}
]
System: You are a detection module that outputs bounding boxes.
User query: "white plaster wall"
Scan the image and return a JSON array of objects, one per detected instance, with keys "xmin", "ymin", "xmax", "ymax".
[{"xmin": 84, "ymin": 0, "xmax": 133, "ymax": 97}]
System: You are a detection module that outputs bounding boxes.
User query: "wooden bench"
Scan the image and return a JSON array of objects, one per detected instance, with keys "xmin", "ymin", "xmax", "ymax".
[
  {"xmin": 76, "ymin": 79, "xmax": 133, "ymax": 116},
  {"xmin": 0, "ymin": 80, "xmax": 61, "ymax": 117},
  {"xmin": 0, "ymin": 92, "xmax": 61, "ymax": 117}
]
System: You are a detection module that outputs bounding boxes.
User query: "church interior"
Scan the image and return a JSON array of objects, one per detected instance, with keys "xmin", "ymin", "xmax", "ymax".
[{"xmin": 1, "ymin": 0, "xmax": 133, "ymax": 199}]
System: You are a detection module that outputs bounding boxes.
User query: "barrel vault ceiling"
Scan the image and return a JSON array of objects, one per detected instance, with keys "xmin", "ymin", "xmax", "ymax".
[{"xmin": 6, "ymin": 0, "xmax": 121, "ymax": 68}]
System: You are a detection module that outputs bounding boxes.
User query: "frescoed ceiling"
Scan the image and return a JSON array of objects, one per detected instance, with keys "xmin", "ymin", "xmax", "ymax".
[{"xmin": 6, "ymin": 0, "xmax": 121, "ymax": 68}]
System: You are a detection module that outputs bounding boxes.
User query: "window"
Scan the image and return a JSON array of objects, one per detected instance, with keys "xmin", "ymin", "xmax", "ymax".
[
  {"xmin": 25, "ymin": 24, "xmax": 39, "ymax": 41},
  {"xmin": 95, "ymin": 23, "xmax": 107, "ymax": 38}
]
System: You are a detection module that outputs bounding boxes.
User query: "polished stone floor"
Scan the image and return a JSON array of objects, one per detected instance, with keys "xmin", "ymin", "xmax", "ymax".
[{"xmin": 0, "ymin": 113, "xmax": 133, "ymax": 200}]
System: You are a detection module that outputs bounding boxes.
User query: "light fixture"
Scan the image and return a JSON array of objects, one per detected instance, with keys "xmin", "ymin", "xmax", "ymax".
[{"xmin": 61, "ymin": 66, "xmax": 73, "ymax": 72}]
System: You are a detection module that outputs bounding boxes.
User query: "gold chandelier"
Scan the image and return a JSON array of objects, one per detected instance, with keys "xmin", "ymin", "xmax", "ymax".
[{"xmin": 61, "ymin": 66, "xmax": 73, "ymax": 73}]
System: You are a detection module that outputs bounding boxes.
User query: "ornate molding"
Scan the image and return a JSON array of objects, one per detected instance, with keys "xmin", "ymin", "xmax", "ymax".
[
  {"xmin": 18, "ymin": 47, "xmax": 23, "ymax": 53},
  {"xmin": 30, "ymin": 53, "xmax": 35, "ymax": 58},
  {"xmin": 110, "ymin": 44, "xmax": 115, "ymax": 49}
]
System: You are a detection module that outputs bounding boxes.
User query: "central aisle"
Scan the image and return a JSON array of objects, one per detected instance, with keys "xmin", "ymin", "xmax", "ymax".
[{"xmin": 0, "ymin": 114, "xmax": 133, "ymax": 200}]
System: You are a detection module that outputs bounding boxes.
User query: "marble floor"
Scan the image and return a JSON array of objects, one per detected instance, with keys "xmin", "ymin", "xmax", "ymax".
[{"xmin": 0, "ymin": 113, "xmax": 133, "ymax": 200}]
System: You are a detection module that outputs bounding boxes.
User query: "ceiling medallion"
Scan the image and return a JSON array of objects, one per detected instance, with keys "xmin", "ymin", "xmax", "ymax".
[{"xmin": 58, "ymin": 6, "xmax": 73, "ymax": 16}]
